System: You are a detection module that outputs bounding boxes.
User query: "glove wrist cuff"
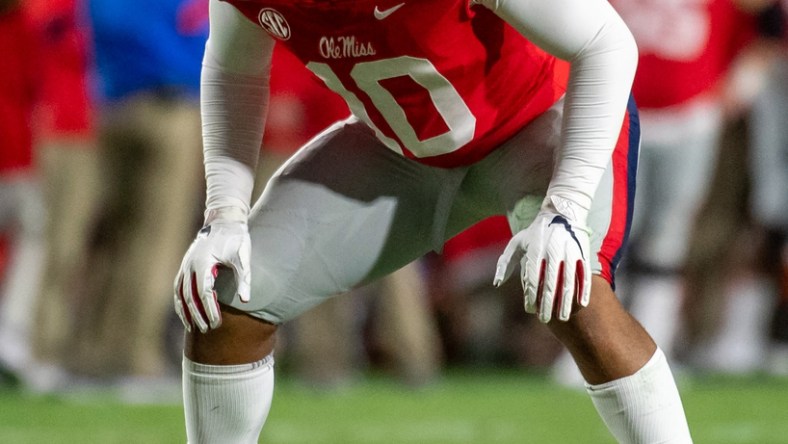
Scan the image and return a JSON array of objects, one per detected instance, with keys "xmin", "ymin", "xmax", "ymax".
[
  {"xmin": 204, "ymin": 206, "xmax": 249, "ymax": 225},
  {"xmin": 542, "ymin": 195, "xmax": 588, "ymax": 226}
]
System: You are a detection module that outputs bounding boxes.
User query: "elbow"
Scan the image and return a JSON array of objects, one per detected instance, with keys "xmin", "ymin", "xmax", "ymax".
[
  {"xmin": 604, "ymin": 7, "xmax": 639, "ymax": 82},
  {"xmin": 583, "ymin": 15, "xmax": 639, "ymax": 86}
]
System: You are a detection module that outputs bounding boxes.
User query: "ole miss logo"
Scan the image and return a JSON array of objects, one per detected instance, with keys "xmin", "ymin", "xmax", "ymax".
[{"xmin": 258, "ymin": 8, "xmax": 290, "ymax": 40}]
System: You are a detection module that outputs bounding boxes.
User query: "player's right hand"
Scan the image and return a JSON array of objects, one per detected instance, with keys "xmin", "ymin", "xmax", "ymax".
[{"xmin": 173, "ymin": 207, "xmax": 251, "ymax": 333}]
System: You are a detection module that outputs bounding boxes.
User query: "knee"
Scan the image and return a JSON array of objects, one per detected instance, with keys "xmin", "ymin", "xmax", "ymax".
[{"xmin": 185, "ymin": 304, "xmax": 278, "ymax": 365}]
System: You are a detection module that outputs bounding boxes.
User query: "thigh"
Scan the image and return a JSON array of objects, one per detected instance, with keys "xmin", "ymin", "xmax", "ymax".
[
  {"xmin": 217, "ymin": 118, "xmax": 464, "ymax": 324},
  {"xmin": 445, "ymin": 99, "xmax": 563, "ymax": 239}
]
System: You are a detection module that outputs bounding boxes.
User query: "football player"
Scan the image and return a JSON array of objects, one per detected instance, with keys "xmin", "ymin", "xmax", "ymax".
[{"xmin": 174, "ymin": 0, "xmax": 693, "ymax": 442}]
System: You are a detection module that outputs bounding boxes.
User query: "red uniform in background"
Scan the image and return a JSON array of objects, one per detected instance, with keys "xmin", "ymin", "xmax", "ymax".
[
  {"xmin": 16, "ymin": 0, "xmax": 99, "ymax": 380},
  {"xmin": 25, "ymin": 0, "xmax": 94, "ymax": 141},
  {"xmin": 614, "ymin": 0, "xmax": 754, "ymax": 110},
  {"xmin": 0, "ymin": 3, "xmax": 46, "ymax": 382},
  {"xmin": 602, "ymin": 0, "xmax": 759, "ymax": 372},
  {"xmin": 0, "ymin": 2, "xmax": 38, "ymax": 277},
  {"xmin": 0, "ymin": 6, "xmax": 38, "ymax": 174}
]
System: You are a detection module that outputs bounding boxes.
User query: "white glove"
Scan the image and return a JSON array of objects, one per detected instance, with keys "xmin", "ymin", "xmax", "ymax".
[
  {"xmin": 174, "ymin": 207, "xmax": 251, "ymax": 333},
  {"xmin": 493, "ymin": 196, "xmax": 591, "ymax": 323}
]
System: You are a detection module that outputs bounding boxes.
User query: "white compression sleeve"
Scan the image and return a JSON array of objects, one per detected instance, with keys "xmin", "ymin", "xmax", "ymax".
[
  {"xmin": 475, "ymin": 0, "xmax": 638, "ymax": 223},
  {"xmin": 201, "ymin": 0, "xmax": 275, "ymax": 215},
  {"xmin": 183, "ymin": 355, "xmax": 275, "ymax": 444},
  {"xmin": 586, "ymin": 348, "xmax": 693, "ymax": 444}
]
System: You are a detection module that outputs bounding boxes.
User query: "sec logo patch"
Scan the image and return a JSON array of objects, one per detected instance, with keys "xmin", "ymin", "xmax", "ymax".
[{"xmin": 258, "ymin": 8, "xmax": 290, "ymax": 40}]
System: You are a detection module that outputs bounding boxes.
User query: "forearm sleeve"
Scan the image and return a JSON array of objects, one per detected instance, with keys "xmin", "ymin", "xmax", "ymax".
[
  {"xmin": 201, "ymin": 0, "xmax": 274, "ymax": 215},
  {"xmin": 476, "ymin": 0, "xmax": 638, "ymax": 222}
]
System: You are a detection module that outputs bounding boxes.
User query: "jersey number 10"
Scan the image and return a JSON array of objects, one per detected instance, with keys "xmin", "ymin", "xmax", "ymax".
[{"xmin": 307, "ymin": 56, "xmax": 477, "ymax": 158}]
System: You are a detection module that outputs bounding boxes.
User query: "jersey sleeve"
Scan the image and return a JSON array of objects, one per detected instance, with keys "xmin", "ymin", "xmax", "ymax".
[
  {"xmin": 474, "ymin": 0, "xmax": 638, "ymax": 223},
  {"xmin": 201, "ymin": 0, "xmax": 275, "ymax": 216}
]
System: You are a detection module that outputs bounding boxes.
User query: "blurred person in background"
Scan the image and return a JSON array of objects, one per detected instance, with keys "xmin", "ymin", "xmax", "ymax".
[
  {"xmin": 0, "ymin": 0, "xmax": 46, "ymax": 386},
  {"xmin": 747, "ymin": 0, "xmax": 788, "ymax": 375},
  {"xmin": 680, "ymin": 0, "xmax": 788, "ymax": 374},
  {"xmin": 22, "ymin": 0, "xmax": 100, "ymax": 390},
  {"xmin": 572, "ymin": 0, "xmax": 758, "ymax": 376},
  {"xmin": 259, "ymin": 46, "xmax": 442, "ymax": 388},
  {"xmin": 69, "ymin": 0, "xmax": 208, "ymax": 380},
  {"xmin": 553, "ymin": 0, "xmax": 761, "ymax": 384}
]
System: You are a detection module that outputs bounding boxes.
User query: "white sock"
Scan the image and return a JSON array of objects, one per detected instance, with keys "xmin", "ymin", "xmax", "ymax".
[
  {"xmin": 183, "ymin": 355, "xmax": 275, "ymax": 444},
  {"xmin": 586, "ymin": 348, "xmax": 692, "ymax": 444}
]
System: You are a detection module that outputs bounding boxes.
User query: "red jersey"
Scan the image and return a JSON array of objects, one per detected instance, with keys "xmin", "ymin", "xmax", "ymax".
[
  {"xmin": 0, "ymin": 7, "xmax": 38, "ymax": 173},
  {"xmin": 265, "ymin": 45, "xmax": 350, "ymax": 155},
  {"xmin": 224, "ymin": 0, "xmax": 567, "ymax": 167},
  {"xmin": 26, "ymin": 0, "xmax": 94, "ymax": 139},
  {"xmin": 611, "ymin": 0, "xmax": 754, "ymax": 109}
]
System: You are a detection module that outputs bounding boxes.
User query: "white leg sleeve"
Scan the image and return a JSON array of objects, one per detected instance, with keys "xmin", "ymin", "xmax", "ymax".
[
  {"xmin": 183, "ymin": 355, "xmax": 274, "ymax": 444},
  {"xmin": 586, "ymin": 348, "xmax": 692, "ymax": 444}
]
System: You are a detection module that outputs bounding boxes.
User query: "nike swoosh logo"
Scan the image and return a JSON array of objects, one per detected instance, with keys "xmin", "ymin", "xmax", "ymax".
[
  {"xmin": 374, "ymin": 3, "xmax": 405, "ymax": 20},
  {"xmin": 549, "ymin": 215, "xmax": 586, "ymax": 260}
]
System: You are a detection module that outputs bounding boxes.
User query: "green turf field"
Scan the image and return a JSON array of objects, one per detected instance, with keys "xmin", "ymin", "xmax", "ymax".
[{"xmin": 1, "ymin": 370, "xmax": 787, "ymax": 443}]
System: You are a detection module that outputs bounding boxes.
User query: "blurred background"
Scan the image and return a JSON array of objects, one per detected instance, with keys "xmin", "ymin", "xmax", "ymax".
[{"xmin": 0, "ymin": 0, "xmax": 786, "ymax": 442}]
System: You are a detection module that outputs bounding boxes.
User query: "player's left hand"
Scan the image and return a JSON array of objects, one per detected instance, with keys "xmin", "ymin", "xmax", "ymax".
[{"xmin": 493, "ymin": 200, "xmax": 591, "ymax": 323}]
